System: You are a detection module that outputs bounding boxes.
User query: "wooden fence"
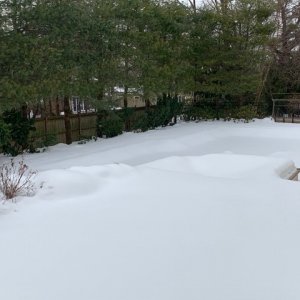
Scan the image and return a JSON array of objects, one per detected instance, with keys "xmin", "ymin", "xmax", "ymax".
[
  {"xmin": 31, "ymin": 113, "xmax": 98, "ymax": 145},
  {"xmin": 30, "ymin": 107, "xmax": 150, "ymax": 147}
]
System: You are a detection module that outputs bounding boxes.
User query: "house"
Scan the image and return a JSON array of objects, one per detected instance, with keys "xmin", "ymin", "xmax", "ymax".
[
  {"xmin": 30, "ymin": 97, "xmax": 96, "ymax": 119},
  {"xmin": 28, "ymin": 86, "xmax": 160, "ymax": 119},
  {"xmin": 111, "ymin": 86, "xmax": 157, "ymax": 108}
]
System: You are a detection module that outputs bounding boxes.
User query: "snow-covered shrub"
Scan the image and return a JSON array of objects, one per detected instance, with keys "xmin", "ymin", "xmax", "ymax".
[{"xmin": 0, "ymin": 158, "xmax": 37, "ymax": 201}]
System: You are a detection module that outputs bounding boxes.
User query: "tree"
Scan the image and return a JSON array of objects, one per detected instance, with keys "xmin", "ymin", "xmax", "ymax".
[
  {"xmin": 25, "ymin": 0, "xmax": 109, "ymax": 144},
  {"xmin": 190, "ymin": 0, "xmax": 275, "ymax": 103},
  {"xmin": 86, "ymin": 0, "xmax": 120, "ymax": 106},
  {"xmin": 0, "ymin": 0, "xmax": 41, "ymax": 112},
  {"xmin": 268, "ymin": 0, "xmax": 300, "ymax": 92}
]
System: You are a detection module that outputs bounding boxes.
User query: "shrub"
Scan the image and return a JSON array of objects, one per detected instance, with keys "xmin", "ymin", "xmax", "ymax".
[
  {"xmin": 0, "ymin": 158, "xmax": 37, "ymax": 201},
  {"xmin": 41, "ymin": 133, "xmax": 57, "ymax": 147},
  {"xmin": 78, "ymin": 135, "xmax": 97, "ymax": 144},
  {"xmin": 155, "ymin": 96, "xmax": 183, "ymax": 126},
  {"xmin": 132, "ymin": 96, "xmax": 183, "ymax": 132},
  {"xmin": 29, "ymin": 133, "xmax": 58, "ymax": 152},
  {"xmin": 232, "ymin": 104, "xmax": 257, "ymax": 122},
  {"xmin": 0, "ymin": 119, "xmax": 10, "ymax": 149},
  {"xmin": 131, "ymin": 112, "xmax": 149, "ymax": 132},
  {"xmin": 1, "ymin": 109, "xmax": 36, "ymax": 156},
  {"xmin": 97, "ymin": 112, "xmax": 123, "ymax": 138},
  {"xmin": 183, "ymin": 103, "xmax": 258, "ymax": 122},
  {"xmin": 120, "ymin": 108, "xmax": 134, "ymax": 131},
  {"xmin": 183, "ymin": 105, "xmax": 216, "ymax": 121}
]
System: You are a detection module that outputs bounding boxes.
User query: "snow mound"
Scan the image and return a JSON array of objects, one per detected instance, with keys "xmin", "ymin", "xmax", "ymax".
[
  {"xmin": 141, "ymin": 154, "xmax": 296, "ymax": 179},
  {"xmin": 36, "ymin": 163, "xmax": 134, "ymax": 200},
  {"xmin": 34, "ymin": 154, "xmax": 296, "ymax": 203}
]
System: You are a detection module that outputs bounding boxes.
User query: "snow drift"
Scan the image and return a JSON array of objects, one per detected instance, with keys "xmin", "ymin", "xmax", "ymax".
[{"xmin": 1, "ymin": 120, "xmax": 300, "ymax": 300}]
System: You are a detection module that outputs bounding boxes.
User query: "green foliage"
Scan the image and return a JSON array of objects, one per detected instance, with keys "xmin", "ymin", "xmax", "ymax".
[
  {"xmin": 0, "ymin": 0, "xmax": 280, "ymax": 131},
  {"xmin": 97, "ymin": 112, "xmax": 123, "ymax": 138},
  {"xmin": 231, "ymin": 105, "xmax": 258, "ymax": 122},
  {"xmin": 96, "ymin": 97, "xmax": 183, "ymax": 137},
  {"xmin": 189, "ymin": 0, "xmax": 275, "ymax": 101},
  {"xmin": 152, "ymin": 96, "xmax": 183, "ymax": 127},
  {"xmin": 32, "ymin": 133, "xmax": 58, "ymax": 150},
  {"xmin": 131, "ymin": 96, "xmax": 183, "ymax": 132},
  {"xmin": 42, "ymin": 133, "xmax": 57, "ymax": 148},
  {"xmin": 183, "ymin": 105, "xmax": 217, "ymax": 121},
  {"xmin": 1, "ymin": 109, "xmax": 36, "ymax": 156},
  {"xmin": 131, "ymin": 112, "xmax": 150, "ymax": 132},
  {"xmin": 0, "ymin": 119, "xmax": 10, "ymax": 148},
  {"xmin": 184, "ymin": 102, "xmax": 258, "ymax": 122}
]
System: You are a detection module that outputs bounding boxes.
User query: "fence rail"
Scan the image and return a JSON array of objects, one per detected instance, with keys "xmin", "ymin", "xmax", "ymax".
[{"xmin": 271, "ymin": 93, "xmax": 300, "ymax": 123}]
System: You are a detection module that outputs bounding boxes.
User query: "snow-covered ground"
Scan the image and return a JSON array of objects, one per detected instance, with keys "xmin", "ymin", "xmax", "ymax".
[{"xmin": 1, "ymin": 119, "xmax": 300, "ymax": 300}]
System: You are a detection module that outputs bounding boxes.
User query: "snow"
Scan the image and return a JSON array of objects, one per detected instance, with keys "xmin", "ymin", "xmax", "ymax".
[{"xmin": 1, "ymin": 118, "xmax": 300, "ymax": 300}]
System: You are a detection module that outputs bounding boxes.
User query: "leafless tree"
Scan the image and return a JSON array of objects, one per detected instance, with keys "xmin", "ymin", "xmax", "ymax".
[{"xmin": 271, "ymin": 0, "xmax": 300, "ymax": 90}]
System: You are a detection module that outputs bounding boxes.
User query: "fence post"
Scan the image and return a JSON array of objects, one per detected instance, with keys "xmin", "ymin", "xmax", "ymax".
[
  {"xmin": 78, "ymin": 111, "xmax": 81, "ymax": 138},
  {"xmin": 272, "ymin": 100, "xmax": 275, "ymax": 119},
  {"xmin": 44, "ymin": 116, "xmax": 48, "ymax": 139}
]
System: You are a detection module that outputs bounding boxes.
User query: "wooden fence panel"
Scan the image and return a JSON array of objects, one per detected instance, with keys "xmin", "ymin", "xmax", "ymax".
[
  {"xmin": 80, "ymin": 114, "xmax": 98, "ymax": 136},
  {"xmin": 31, "ymin": 113, "xmax": 97, "ymax": 146}
]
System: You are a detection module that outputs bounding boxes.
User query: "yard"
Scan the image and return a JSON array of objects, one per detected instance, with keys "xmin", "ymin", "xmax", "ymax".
[{"xmin": 1, "ymin": 118, "xmax": 300, "ymax": 300}]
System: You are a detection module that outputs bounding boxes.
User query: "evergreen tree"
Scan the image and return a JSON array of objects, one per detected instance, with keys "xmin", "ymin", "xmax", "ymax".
[
  {"xmin": 190, "ymin": 0, "xmax": 275, "ymax": 103},
  {"xmin": 0, "ymin": 0, "xmax": 41, "ymax": 111},
  {"xmin": 26, "ymin": 0, "xmax": 111, "ymax": 143}
]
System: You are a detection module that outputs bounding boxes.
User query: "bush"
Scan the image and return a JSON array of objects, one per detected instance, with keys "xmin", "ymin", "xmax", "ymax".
[
  {"xmin": 30, "ymin": 133, "xmax": 58, "ymax": 151},
  {"xmin": 120, "ymin": 108, "xmax": 134, "ymax": 131},
  {"xmin": 97, "ymin": 112, "xmax": 123, "ymax": 138},
  {"xmin": 42, "ymin": 133, "xmax": 57, "ymax": 147},
  {"xmin": 1, "ymin": 109, "xmax": 36, "ymax": 156},
  {"xmin": 131, "ymin": 112, "xmax": 150, "ymax": 132},
  {"xmin": 0, "ymin": 158, "xmax": 37, "ymax": 201},
  {"xmin": 155, "ymin": 96, "xmax": 183, "ymax": 126},
  {"xmin": 183, "ymin": 105, "xmax": 216, "ymax": 121},
  {"xmin": 78, "ymin": 135, "xmax": 97, "ymax": 144},
  {"xmin": 0, "ymin": 119, "xmax": 10, "ymax": 149},
  {"xmin": 183, "ymin": 103, "xmax": 258, "ymax": 122},
  {"xmin": 232, "ymin": 105, "xmax": 257, "ymax": 122},
  {"xmin": 132, "ymin": 96, "xmax": 183, "ymax": 132}
]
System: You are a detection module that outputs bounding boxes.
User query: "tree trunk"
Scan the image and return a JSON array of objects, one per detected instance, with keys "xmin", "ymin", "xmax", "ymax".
[
  {"xmin": 124, "ymin": 85, "xmax": 130, "ymax": 131},
  {"xmin": 49, "ymin": 99, "xmax": 53, "ymax": 116},
  {"xmin": 124, "ymin": 85, "xmax": 128, "ymax": 108},
  {"xmin": 64, "ymin": 96, "xmax": 72, "ymax": 145},
  {"xmin": 145, "ymin": 99, "xmax": 151, "ymax": 108},
  {"xmin": 21, "ymin": 104, "xmax": 28, "ymax": 119},
  {"xmin": 56, "ymin": 96, "xmax": 60, "ymax": 116}
]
